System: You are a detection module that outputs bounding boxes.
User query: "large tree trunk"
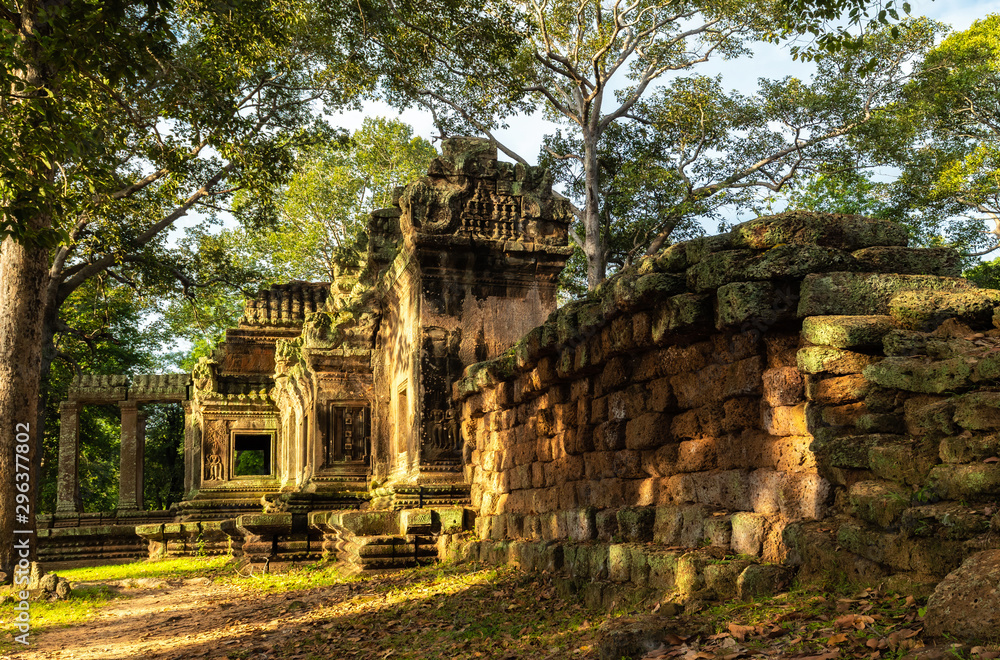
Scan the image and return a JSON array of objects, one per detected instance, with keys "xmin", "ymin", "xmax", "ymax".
[
  {"xmin": 581, "ymin": 133, "xmax": 606, "ymax": 290},
  {"xmin": 0, "ymin": 236, "xmax": 50, "ymax": 580},
  {"xmin": 0, "ymin": 0, "xmax": 54, "ymax": 580}
]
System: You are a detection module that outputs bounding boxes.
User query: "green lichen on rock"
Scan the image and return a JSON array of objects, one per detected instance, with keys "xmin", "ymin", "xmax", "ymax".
[
  {"xmin": 801, "ymin": 315, "xmax": 895, "ymax": 349},
  {"xmin": 684, "ymin": 233, "xmax": 734, "ymax": 265},
  {"xmin": 851, "ymin": 246, "xmax": 961, "ymax": 277},
  {"xmin": 863, "ymin": 356, "xmax": 973, "ymax": 394},
  {"xmin": 810, "ymin": 431, "xmax": 890, "ymax": 469},
  {"xmin": 686, "ymin": 249, "xmax": 757, "ymax": 292},
  {"xmin": 954, "ymin": 391, "xmax": 1000, "ymax": 430},
  {"xmin": 868, "ymin": 438, "xmax": 938, "ymax": 486},
  {"xmin": 929, "ymin": 463, "xmax": 1000, "ymax": 501},
  {"xmin": 889, "ymin": 289, "xmax": 1000, "ymax": 331},
  {"xmin": 716, "ymin": 281, "xmax": 776, "ymax": 329},
  {"xmin": 745, "ymin": 243, "xmax": 853, "ymax": 280},
  {"xmin": 940, "ymin": 433, "xmax": 1000, "ymax": 464},
  {"xmin": 730, "ymin": 211, "xmax": 909, "ymax": 250},
  {"xmin": 797, "ymin": 272, "xmax": 972, "ymax": 317},
  {"xmin": 900, "ymin": 502, "xmax": 992, "ymax": 540},
  {"xmin": 796, "ymin": 345, "xmax": 882, "ymax": 374},
  {"xmin": 654, "ymin": 242, "xmax": 690, "ymax": 272},
  {"xmin": 848, "ymin": 480, "xmax": 910, "ymax": 527},
  {"xmin": 651, "ymin": 293, "xmax": 712, "ymax": 342},
  {"xmin": 973, "ymin": 353, "xmax": 1000, "ymax": 383}
]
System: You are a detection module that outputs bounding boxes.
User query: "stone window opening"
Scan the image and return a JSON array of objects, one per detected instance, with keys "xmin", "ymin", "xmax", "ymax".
[{"xmin": 232, "ymin": 433, "xmax": 273, "ymax": 477}]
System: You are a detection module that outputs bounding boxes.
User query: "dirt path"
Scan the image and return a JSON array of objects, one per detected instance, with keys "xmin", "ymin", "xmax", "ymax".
[{"xmin": 9, "ymin": 579, "xmax": 351, "ymax": 660}]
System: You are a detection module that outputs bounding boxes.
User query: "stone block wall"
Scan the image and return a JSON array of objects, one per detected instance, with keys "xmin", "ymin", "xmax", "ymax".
[{"xmin": 453, "ymin": 211, "xmax": 1000, "ymax": 580}]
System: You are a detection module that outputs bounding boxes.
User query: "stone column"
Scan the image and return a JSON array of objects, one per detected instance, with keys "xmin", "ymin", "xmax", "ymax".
[
  {"xmin": 118, "ymin": 401, "xmax": 141, "ymax": 511},
  {"xmin": 182, "ymin": 401, "xmax": 200, "ymax": 496},
  {"xmin": 56, "ymin": 401, "xmax": 83, "ymax": 514},
  {"xmin": 136, "ymin": 409, "xmax": 146, "ymax": 509}
]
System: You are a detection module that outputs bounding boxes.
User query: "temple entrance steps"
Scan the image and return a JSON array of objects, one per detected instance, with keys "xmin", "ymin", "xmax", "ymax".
[
  {"xmin": 309, "ymin": 507, "xmax": 472, "ymax": 573},
  {"xmin": 338, "ymin": 534, "xmax": 439, "ymax": 572}
]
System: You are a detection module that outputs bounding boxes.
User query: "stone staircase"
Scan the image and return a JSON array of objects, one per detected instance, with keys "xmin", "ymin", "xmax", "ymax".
[{"xmin": 310, "ymin": 507, "xmax": 468, "ymax": 572}]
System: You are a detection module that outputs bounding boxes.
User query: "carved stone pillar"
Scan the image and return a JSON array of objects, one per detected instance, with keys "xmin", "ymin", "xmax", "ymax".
[
  {"xmin": 136, "ymin": 409, "xmax": 146, "ymax": 508},
  {"xmin": 182, "ymin": 401, "xmax": 200, "ymax": 496},
  {"xmin": 118, "ymin": 401, "xmax": 142, "ymax": 511},
  {"xmin": 56, "ymin": 401, "xmax": 83, "ymax": 514}
]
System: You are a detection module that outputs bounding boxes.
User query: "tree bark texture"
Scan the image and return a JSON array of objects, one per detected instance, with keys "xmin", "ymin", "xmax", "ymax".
[{"xmin": 0, "ymin": 236, "xmax": 50, "ymax": 579}]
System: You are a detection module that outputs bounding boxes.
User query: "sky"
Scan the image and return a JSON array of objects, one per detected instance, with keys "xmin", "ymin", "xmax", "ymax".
[{"xmin": 324, "ymin": 0, "xmax": 996, "ymax": 169}]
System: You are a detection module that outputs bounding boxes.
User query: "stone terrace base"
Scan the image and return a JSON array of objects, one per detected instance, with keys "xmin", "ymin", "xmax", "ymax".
[
  {"xmin": 438, "ymin": 534, "xmax": 794, "ymax": 611},
  {"xmin": 37, "ymin": 511, "xmax": 175, "ymax": 564}
]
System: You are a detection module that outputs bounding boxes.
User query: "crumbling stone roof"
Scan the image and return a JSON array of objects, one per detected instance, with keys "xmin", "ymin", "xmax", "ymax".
[{"xmin": 239, "ymin": 281, "xmax": 331, "ymax": 327}]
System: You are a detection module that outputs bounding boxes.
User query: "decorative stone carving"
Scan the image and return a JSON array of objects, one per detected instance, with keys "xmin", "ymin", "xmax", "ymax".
[
  {"xmin": 129, "ymin": 374, "xmax": 190, "ymax": 400},
  {"xmin": 68, "ymin": 374, "xmax": 128, "ymax": 402},
  {"xmin": 238, "ymin": 281, "xmax": 330, "ymax": 327},
  {"xmin": 203, "ymin": 422, "xmax": 228, "ymax": 482}
]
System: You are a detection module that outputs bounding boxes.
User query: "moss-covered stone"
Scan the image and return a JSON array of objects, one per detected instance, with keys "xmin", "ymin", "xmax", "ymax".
[
  {"xmin": 646, "ymin": 550, "xmax": 680, "ymax": 591},
  {"xmin": 900, "ymin": 502, "xmax": 992, "ymax": 540},
  {"xmin": 632, "ymin": 273, "xmax": 687, "ymax": 308},
  {"xmin": 882, "ymin": 329, "xmax": 928, "ymax": 357},
  {"xmin": 798, "ymin": 272, "xmax": 972, "ymax": 317},
  {"xmin": 796, "ymin": 345, "xmax": 882, "ymax": 374},
  {"xmin": 973, "ymin": 353, "xmax": 1000, "ymax": 382},
  {"xmin": 616, "ymin": 506, "xmax": 656, "ymax": 542},
  {"xmin": 684, "ymin": 233, "xmax": 734, "ymax": 265},
  {"xmin": 929, "ymin": 463, "xmax": 1000, "ymax": 500},
  {"xmin": 852, "ymin": 246, "xmax": 961, "ymax": 277},
  {"xmin": 686, "ymin": 250, "xmax": 758, "ymax": 292},
  {"xmin": 737, "ymin": 564, "xmax": 793, "ymax": 601},
  {"xmin": 654, "ymin": 243, "xmax": 690, "ymax": 272},
  {"xmin": 730, "ymin": 211, "xmax": 909, "ymax": 250},
  {"xmin": 939, "ymin": 433, "xmax": 1000, "ymax": 464},
  {"xmin": 745, "ymin": 243, "xmax": 853, "ymax": 280},
  {"xmin": 904, "ymin": 396, "xmax": 958, "ymax": 436},
  {"xmin": 849, "ymin": 480, "xmax": 910, "ymax": 527},
  {"xmin": 954, "ymin": 392, "xmax": 1000, "ymax": 430},
  {"xmin": 811, "ymin": 432, "xmax": 899, "ymax": 469},
  {"xmin": 863, "ymin": 357, "xmax": 973, "ymax": 394},
  {"xmin": 715, "ymin": 281, "xmax": 776, "ymax": 330},
  {"xmin": 856, "ymin": 413, "xmax": 903, "ymax": 433},
  {"xmin": 868, "ymin": 438, "xmax": 938, "ymax": 486},
  {"xmin": 704, "ymin": 559, "xmax": 754, "ymax": 600},
  {"xmin": 865, "ymin": 387, "xmax": 901, "ymax": 414},
  {"xmin": 650, "ymin": 294, "xmax": 712, "ymax": 342},
  {"xmin": 889, "ymin": 289, "xmax": 1000, "ymax": 331},
  {"xmin": 801, "ymin": 315, "xmax": 896, "ymax": 349}
]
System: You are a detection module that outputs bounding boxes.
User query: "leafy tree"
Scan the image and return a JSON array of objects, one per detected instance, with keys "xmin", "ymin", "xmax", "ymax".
[
  {"xmin": 540, "ymin": 19, "xmax": 939, "ymax": 285},
  {"xmin": 375, "ymin": 0, "xmax": 919, "ymax": 289},
  {"xmin": 889, "ymin": 14, "xmax": 1000, "ymax": 260},
  {"xmin": 249, "ymin": 116, "xmax": 437, "ymax": 281}
]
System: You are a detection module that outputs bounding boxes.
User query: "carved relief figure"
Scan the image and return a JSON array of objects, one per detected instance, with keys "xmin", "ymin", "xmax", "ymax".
[
  {"xmin": 203, "ymin": 422, "xmax": 227, "ymax": 481},
  {"xmin": 420, "ymin": 327, "xmax": 463, "ymax": 462},
  {"xmin": 207, "ymin": 453, "xmax": 224, "ymax": 481}
]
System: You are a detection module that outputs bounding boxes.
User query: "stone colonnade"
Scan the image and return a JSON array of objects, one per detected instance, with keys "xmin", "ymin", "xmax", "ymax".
[{"xmin": 56, "ymin": 374, "xmax": 190, "ymax": 515}]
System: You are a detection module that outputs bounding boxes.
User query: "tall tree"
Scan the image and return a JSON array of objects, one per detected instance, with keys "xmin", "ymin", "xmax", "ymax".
[
  {"xmin": 539, "ymin": 19, "xmax": 939, "ymax": 285},
  {"xmin": 249, "ymin": 116, "xmax": 437, "ymax": 282},
  {"xmin": 372, "ymin": 0, "xmax": 916, "ymax": 289},
  {"xmin": 890, "ymin": 14, "xmax": 1000, "ymax": 259}
]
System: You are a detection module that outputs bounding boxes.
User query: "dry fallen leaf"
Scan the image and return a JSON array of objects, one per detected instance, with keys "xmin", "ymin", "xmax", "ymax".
[
  {"xmin": 827, "ymin": 633, "xmax": 850, "ymax": 645},
  {"xmin": 728, "ymin": 624, "xmax": 756, "ymax": 641}
]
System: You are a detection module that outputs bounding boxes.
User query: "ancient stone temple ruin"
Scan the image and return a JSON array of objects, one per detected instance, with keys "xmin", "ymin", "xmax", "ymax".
[{"xmin": 38, "ymin": 138, "xmax": 1000, "ymax": 634}]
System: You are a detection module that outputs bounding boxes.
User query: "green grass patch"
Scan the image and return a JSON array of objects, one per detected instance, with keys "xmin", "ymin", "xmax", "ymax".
[
  {"xmin": 56, "ymin": 555, "xmax": 233, "ymax": 583},
  {"xmin": 0, "ymin": 584, "xmax": 123, "ymax": 654}
]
